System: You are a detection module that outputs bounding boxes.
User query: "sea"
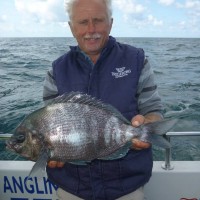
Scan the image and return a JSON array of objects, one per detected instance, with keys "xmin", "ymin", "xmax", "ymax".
[{"xmin": 0, "ymin": 37, "xmax": 200, "ymax": 161}]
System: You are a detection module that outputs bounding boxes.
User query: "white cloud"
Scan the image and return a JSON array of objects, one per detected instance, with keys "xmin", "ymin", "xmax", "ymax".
[
  {"xmin": 14, "ymin": 0, "xmax": 67, "ymax": 24},
  {"xmin": 113, "ymin": 0, "xmax": 146, "ymax": 14},
  {"xmin": 148, "ymin": 15, "xmax": 163, "ymax": 26},
  {"xmin": 113, "ymin": 0, "xmax": 147, "ymax": 25},
  {"xmin": 0, "ymin": 15, "xmax": 7, "ymax": 22},
  {"xmin": 176, "ymin": 0, "xmax": 200, "ymax": 30},
  {"xmin": 113, "ymin": 0, "xmax": 164, "ymax": 28},
  {"xmin": 176, "ymin": 0, "xmax": 200, "ymax": 9},
  {"xmin": 184, "ymin": 0, "xmax": 200, "ymax": 8},
  {"xmin": 158, "ymin": 0, "xmax": 175, "ymax": 6},
  {"xmin": 115, "ymin": 0, "xmax": 146, "ymax": 14}
]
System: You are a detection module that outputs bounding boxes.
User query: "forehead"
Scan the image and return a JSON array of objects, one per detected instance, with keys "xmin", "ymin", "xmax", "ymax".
[{"xmin": 71, "ymin": 0, "xmax": 108, "ymax": 20}]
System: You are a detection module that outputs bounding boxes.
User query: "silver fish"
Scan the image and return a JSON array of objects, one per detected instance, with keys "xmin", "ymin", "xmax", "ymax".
[{"xmin": 6, "ymin": 92, "xmax": 177, "ymax": 171}]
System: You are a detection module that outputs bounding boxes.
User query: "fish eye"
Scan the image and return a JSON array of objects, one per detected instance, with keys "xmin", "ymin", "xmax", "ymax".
[{"xmin": 16, "ymin": 134, "xmax": 25, "ymax": 143}]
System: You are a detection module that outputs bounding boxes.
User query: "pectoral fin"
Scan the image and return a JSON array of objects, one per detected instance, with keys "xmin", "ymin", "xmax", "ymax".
[{"xmin": 25, "ymin": 148, "xmax": 49, "ymax": 184}]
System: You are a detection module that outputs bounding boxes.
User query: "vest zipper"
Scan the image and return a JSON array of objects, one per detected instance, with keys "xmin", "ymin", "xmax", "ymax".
[{"xmin": 87, "ymin": 72, "xmax": 93, "ymax": 94}]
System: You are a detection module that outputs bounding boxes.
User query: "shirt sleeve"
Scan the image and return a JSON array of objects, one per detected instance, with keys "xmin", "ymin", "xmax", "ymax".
[
  {"xmin": 137, "ymin": 58, "xmax": 163, "ymax": 116},
  {"xmin": 43, "ymin": 67, "xmax": 59, "ymax": 105}
]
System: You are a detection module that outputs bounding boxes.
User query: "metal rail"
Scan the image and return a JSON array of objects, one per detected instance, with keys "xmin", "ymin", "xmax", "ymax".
[
  {"xmin": 0, "ymin": 133, "xmax": 12, "ymax": 139},
  {"xmin": 162, "ymin": 131, "xmax": 200, "ymax": 170},
  {"xmin": 1, "ymin": 132, "xmax": 200, "ymax": 170}
]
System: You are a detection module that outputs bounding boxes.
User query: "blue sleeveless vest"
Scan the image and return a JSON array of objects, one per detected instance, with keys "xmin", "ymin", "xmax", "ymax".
[{"xmin": 47, "ymin": 36, "xmax": 153, "ymax": 200}]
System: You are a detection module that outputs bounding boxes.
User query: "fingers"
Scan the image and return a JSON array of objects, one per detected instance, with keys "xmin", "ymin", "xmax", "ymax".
[
  {"xmin": 131, "ymin": 115, "xmax": 151, "ymax": 150},
  {"xmin": 132, "ymin": 139, "xmax": 151, "ymax": 150},
  {"xmin": 47, "ymin": 161, "xmax": 65, "ymax": 168},
  {"xmin": 131, "ymin": 115, "xmax": 145, "ymax": 127}
]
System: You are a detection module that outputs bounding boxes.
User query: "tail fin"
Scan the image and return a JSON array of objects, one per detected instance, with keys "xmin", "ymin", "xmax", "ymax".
[
  {"xmin": 146, "ymin": 118, "xmax": 178, "ymax": 135},
  {"xmin": 144, "ymin": 118, "xmax": 178, "ymax": 149}
]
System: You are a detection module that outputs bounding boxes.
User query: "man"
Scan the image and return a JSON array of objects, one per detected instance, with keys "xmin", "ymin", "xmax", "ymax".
[{"xmin": 43, "ymin": 0, "xmax": 163, "ymax": 199}]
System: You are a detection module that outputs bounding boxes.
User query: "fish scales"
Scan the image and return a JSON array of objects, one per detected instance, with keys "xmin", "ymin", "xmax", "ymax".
[
  {"xmin": 25, "ymin": 101, "xmax": 132, "ymax": 162},
  {"xmin": 52, "ymin": 103, "xmax": 131, "ymax": 161}
]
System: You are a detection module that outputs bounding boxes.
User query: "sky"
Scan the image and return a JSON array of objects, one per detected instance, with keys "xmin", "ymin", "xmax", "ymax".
[{"xmin": 0, "ymin": 0, "xmax": 200, "ymax": 38}]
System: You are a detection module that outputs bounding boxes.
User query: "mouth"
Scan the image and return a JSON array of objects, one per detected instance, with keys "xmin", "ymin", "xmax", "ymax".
[
  {"xmin": 6, "ymin": 140, "xmax": 13, "ymax": 149},
  {"xmin": 84, "ymin": 38, "xmax": 100, "ymax": 44},
  {"xmin": 84, "ymin": 34, "xmax": 101, "ymax": 41},
  {"xmin": 6, "ymin": 143, "xmax": 16, "ymax": 153},
  {"xmin": 6, "ymin": 140, "xmax": 21, "ymax": 153}
]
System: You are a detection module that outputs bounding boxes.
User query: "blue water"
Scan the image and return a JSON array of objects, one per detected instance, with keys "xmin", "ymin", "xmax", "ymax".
[{"xmin": 0, "ymin": 37, "xmax": 200, "ymax": 161}]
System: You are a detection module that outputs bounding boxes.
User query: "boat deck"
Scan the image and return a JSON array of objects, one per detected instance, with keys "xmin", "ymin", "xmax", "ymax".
[{"xmin": 0, "ymin": 160, "xmax": 200, "ymax": 200}]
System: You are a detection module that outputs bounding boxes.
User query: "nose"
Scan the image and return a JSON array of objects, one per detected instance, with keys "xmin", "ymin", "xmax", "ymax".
[{"xmin": 87, "ymin": 21, "xmax": 96, "ymax": 33}]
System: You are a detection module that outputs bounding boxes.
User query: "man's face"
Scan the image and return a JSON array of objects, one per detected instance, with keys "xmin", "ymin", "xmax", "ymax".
[{"xmin": 69, "ymin": 0, "xmax": 113, "ymax": 56}]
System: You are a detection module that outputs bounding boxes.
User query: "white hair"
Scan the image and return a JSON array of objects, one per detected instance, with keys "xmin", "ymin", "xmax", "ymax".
[{"xmin": 64, "ymin": 0, "xmax": 112, "ymax": 21}]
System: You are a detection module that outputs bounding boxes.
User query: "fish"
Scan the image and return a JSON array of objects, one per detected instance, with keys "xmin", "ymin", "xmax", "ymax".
[{"xmin": 6, "ymin": 92, "xmax": 177, "ymax": 175}]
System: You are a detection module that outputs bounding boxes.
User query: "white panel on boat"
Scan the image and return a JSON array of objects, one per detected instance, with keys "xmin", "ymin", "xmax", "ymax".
[
  {"xmin": 0, "ymin": 161, "xmax": 58, "ymax": 200},
  {"xmin": 145, "ymin": 161, "xmax": 200, "ymax": 200},
  {"xmin": 0, "ymin": 161, "xmax": 200, "ymax": 200}
]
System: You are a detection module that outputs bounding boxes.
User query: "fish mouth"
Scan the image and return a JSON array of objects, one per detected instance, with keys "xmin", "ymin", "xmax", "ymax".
[
  {"xmin": 6, "ymin": 140, "xmax": 22, "ymax": 153},
  {"xmin": 6, "ymin": 140, "xmax": 13, "ymax": 149},
  {"xmin": 6, "ymin": 140, "xmax": 34, "ymax": 160}
]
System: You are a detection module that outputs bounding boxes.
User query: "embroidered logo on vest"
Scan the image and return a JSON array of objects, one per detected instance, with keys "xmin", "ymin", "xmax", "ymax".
[{"xmin": 111, "ymin": 67, "xmax": 131, "ymax": 78}]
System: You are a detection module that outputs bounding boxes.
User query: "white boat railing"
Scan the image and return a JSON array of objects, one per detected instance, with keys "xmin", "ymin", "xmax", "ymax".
[
  {"xmin": 162, "ymin": 131, "xmax": 200, "ymax": 170},
  {"xmin": 1, "ymin": 131, "xmax": 200, "ymax": 170},
  {"xmin": 0, "ymin": 133, "xmax": 12, "ymax": 139}
]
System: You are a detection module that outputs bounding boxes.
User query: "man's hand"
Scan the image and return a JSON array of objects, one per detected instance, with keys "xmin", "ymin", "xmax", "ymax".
[
  {"xmin": 48, "ymin": 161, "xmax": 65, "ymax": 168},
  {"xmin": 131, "ymin": 113, "xmax": 162, "ymax": 150}
]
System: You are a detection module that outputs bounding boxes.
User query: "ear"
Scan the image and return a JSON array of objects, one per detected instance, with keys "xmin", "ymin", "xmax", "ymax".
[
  {"xmin": 68, "ymin": 21, "xmax": 71, "ymax": 28},
  {"xmin": 109, "ymin": 18, "xmax": 113, "ymax": 34},
  {"xmin": 110, "ymin": 18, "xmax": 113, "ymax": 26}
]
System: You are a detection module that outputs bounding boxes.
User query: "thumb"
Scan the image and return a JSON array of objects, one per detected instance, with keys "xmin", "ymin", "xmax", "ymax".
[{"xmin": 131, "ymin": 115, "xmax": 145, "ymax": 127}]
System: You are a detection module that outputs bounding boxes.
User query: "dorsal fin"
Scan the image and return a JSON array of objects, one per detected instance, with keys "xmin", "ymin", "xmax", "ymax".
[{"xmin": 48, "ymin": 92, "xmax": 131, "ymax": 124}]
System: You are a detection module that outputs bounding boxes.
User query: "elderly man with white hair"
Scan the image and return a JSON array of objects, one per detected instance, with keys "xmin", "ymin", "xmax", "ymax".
[{"xmin": 43, "ymin": 0, "xmax": 163, "ymax": 199}]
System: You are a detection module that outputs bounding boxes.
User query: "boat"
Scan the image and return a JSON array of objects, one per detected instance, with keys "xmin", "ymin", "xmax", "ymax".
[{"xmin": 0, "ymin": 132, "xmax": 200, "ymax": 200}]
